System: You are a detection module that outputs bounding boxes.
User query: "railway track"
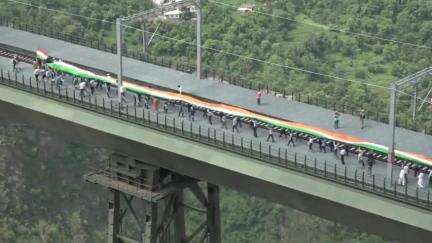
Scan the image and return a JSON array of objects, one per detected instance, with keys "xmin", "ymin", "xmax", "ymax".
[{"xmin": 0, "ymin": 45, "xmax": 429, "ymax": 173}]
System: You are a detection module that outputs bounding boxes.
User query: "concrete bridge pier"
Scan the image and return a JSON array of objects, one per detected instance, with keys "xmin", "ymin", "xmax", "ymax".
[{"xmin": 85, "ymin": 153, "xmax": 221, "ymax": 243}]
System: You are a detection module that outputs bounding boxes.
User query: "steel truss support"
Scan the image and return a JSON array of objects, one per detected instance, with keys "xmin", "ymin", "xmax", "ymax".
[{"xmin": 85, "ymin": 153, "xmax": 221, "ymax": 243}]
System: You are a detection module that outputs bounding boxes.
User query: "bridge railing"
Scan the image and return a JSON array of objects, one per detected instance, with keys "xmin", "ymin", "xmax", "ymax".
[
  {"xmin": 1, "ymin": 17, "xmax": 430, "ymax": 135},
  {"xmin": 0, "ymin": 68, "xmax": 431, "ymax": 211}
]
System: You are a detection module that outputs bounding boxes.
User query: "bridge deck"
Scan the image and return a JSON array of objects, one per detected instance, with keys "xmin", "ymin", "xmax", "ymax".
[
  {"xmin": 0, "ymin": 54, "xmax": 429, "ymax": 202},
  {"xmin": 0, "ymin": 26, "xmax": 431, "ymax": 158}
]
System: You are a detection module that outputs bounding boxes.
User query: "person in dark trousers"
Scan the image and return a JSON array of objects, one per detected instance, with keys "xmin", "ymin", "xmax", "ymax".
[
  {"xmin": 232, "ymin": 117, "xmax": 239, "ymax": 133},
  {"xmin": 334, "ymin": 112, "xmax": 340, "ymax": 129},
  {"xmin": 287, "ymin": 132, "xmax": 295, "ymax": 147},
  {"xmin": 367, "ymin": 155, "xmax": 374, "ymax": 175},
  {"xmin": 202, "ymin": 108, "xmax": 207, "ymax": 118},
  {"xmin": 163, "ymin": 102, "xmax": 169, "ymax": 114},
  {"xmin": 333, "ymin": 141, "xmax": 339, "ymax": 156},
  {"xmin": 318, "ymin": 139, "xmax": 326, "ymax": 153},
  {"xmin": 106, "ymin": 83, "xmax": 111, "ymax": 98},
  {"xmin": 359, "ymin": 109, "xmax": 366, "ymax": 129},
  {"xmin": 279, "ymin": 129, "xmax": 288, "ymax": 139},
  {"xmin": 90, "ymin": 80, "xmax": 96, "ymax": 95},
  {"xmin": 189, "ymin": 106, "xmax": 195, "ymax": 122},
  {"xmin": 308, "ymin": 137, "xmax": 314, "ymax": 151},
  {"xmin": 252, "ymin": 120, "xmax": 258, "ymax": 137},
  {"xmin": 256, "ymin": 90, "xmax": 262, "ymax": 105},
  {"xmin": 340, "ymin": 147, "xmax": 347, "ymax": 165},
  {"xmin": 266, "ymin": 127, "xmax": 275, "ymax": 142},
  {"xmin": 178, "ymin": 103, "xmax": 185, "ymax": 117},
  {"xmin": 357, "ymin": 149, "xmax": 365, "ymax": 168},
  {"xmin": 221, "ymin": 115, "xmax": 228, "ymax": 129},
  {"xmin": 12, "ymin": 55, "xmax": 18, "ymax": 71},
  {"xmin": 208, "ymin": 110, "xmax": 213, "ymax": 125}
]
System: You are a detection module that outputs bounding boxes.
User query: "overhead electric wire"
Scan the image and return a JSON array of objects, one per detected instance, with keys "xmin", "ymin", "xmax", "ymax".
[
  {"xmin": 207, "ymin": 0, "xmax": 432, "ymax": 50},
  {"xmin": 5, "ymin": 0, "xmax": 432, "ymax": 106}
]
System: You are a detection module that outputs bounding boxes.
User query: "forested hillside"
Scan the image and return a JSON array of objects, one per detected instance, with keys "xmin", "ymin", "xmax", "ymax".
[
  {"xmin": 1, "ymin": 0, "xmax": 431, "ymax": 242},
  {"xmin": 1, "ymin": 0, "xmax": 432, "ymax": 127}
]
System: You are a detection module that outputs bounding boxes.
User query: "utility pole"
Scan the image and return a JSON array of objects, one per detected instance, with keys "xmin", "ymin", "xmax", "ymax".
[
  {"xmin": 142, "ymin": 22, "xmax": 147, "ymax": 56},
  {"xmin": 387, "ymin": 82, "xmax": 397, "ymax": 183},
  {"xmin": 116, "ymin": 18, "xmax": 123, "ymax": 102},
  {"xmin": 196, "ymin": 0, "xmax": 202, "ymax": 79},
  {"xmin": 412, "ymin": 84, "xmax": 417, "ymax": 121}
]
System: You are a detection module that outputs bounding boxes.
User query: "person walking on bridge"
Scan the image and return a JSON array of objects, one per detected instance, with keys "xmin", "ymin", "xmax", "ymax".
[
  {"xmin": 359, "ymin": 109, "xmax": 366, "ymax": 129},
  {"xmin": 207, "ymin": 110, "xmax": 213, "ymax": 125},
  {"xmin": 221, "ymin": 115, "xmax": 228, "ymax": 129},
  {"xmin": 357, "ymin": 149, "xmax": 365, "ymax": 168},
  {"xmin": 189, "ymin": 106, "xmax": 196, "ymax": 122},
  {"xmin": 398, "ymin": 164, "xmax": 409, "ymax": 186},
  {"xmin": 119, "ymin": 85, "xmax": 127, "ymax": 103},
  {"xmin": 287, "ymin": 132, "xmax": 295, "ymax": 147},
  {"xmin": 232, "ymin": 117, "xmax": 239, "ymax": 133},
  {"xmin": 256, "ymin": 90, "xmax": 262, "ymax": 105},
  {"xmin": 78, "ymin": 81, "xmax": 87, "ymax": 98},
  {"xmin": 340, "ymin": 147, "xmax": 347, "ymax": 165},
  {"xmin": 308, "ymin": 137, "xmax": 314, "ymax": 151},
  {"xmin": 11, "ymin": 55, "xmax": 18, "ymax": 71},
  {"xmin": 252, "ymin": 120, "xmax": 258, "ymax": 137},
  {"xmin": 178, "ymin": 85, "xmax": 182, "ymax": 95},
  {"xmin": 266, "ymin": 127, "xmax": 275, "ymax": 142},
  {"xmin": 90, "ymin": 80, "xmax": 97, "ymax": 95},
  {"xmin": 163, "ymin": 102, "xmax": 169, "ymax": 114},
  {"xmin": 334, "ymin": 112, "xmax": 340, "ymax": 129},
  {"xmin": 178, "ymin": 103, "xmax": 185, "ymax": 117}
]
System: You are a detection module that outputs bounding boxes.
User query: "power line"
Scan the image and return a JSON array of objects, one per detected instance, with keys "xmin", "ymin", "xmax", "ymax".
[
  {"xmin": 122, "ymin": 24, "xmax": 389, "ymax": 88},
  {"xmin": 207, "ymin": 0, "xmax": 432, "ymax": 50},
  {"xmin": 124, "ymin": 24, "xmax": 432, "ymax": 106},
  {"xmin": 5, "ymin": 0, "xmax": 115, "ymax": 24},
  {"xmin": 5, "ymin": 0, "xmax": 432, "ymax": 105}
]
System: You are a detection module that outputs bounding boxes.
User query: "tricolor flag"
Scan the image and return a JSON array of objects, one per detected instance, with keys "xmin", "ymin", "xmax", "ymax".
[{"xmin": 36, "ymin": 48, "xmax": 49, "ymax": 60}]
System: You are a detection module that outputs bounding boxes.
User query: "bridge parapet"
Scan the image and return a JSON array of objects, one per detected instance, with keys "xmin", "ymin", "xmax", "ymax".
[{"xmin": 0, "ymin": 66, "xmax": 431, "ymax": 211}]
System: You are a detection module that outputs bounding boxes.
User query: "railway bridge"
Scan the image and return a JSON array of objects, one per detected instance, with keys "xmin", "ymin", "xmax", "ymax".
[{"xmin": 0, "ymin": 23, "xmax": 432, "ymax": 242}]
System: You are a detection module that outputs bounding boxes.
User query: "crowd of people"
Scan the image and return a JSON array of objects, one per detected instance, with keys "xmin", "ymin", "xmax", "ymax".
[{"xmin": 16, "ymin": 56, "xmax": 432, "ymax": 190}]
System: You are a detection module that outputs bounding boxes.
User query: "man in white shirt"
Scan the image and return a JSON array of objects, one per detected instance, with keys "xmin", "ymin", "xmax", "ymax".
[
  {"xmin": 119, "ymin": 85, "xmax": 127, "ymax": 103},
  {"xmin": 340, "ymin": 148, "xmax": 347, "ymax": 165},
  {"xmin": 398, "ymin": 164, "xmax": 409, "ymax": 186},
  {"xmin": 418, "ymin": 171, "xmax": 426, "ymax": 188},
  {"xmin": 78, "ymin": 81, "xmax": 86, "ymax": 98}
]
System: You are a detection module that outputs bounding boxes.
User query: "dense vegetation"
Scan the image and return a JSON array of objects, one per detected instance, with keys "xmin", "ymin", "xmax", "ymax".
[
  {"xmin": 1, "ymin": 0, "xmax": 431, "ymax": 242},
  {"xmin": 1, "ymin": 0, "xmax": 432, "ymax": 129}
]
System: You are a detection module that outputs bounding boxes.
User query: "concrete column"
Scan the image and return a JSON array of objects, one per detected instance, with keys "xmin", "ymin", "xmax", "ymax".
[
  {"xmin": 108, "ymin": 189, "xmax": 120, "ymax": 243},
  {"xmin": 207, "ymin": 183, "xmax": 221, "ymax": 243}
]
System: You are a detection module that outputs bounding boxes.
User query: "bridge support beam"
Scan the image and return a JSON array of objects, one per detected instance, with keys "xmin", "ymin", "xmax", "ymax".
[
  {"xmin": 108, "ymin": 189, "xmax": 121, "ymax": 243},
  {"xmin": 85, "ymin": 153, "xmax": 221, "ymax": 243},
  {"xmin": 207, "ymin": 183, "xmax": 221, "ymax": 243}
]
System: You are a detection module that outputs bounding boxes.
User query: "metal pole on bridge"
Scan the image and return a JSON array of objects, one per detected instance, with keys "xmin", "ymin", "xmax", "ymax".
[
  {"xmin": 387, "ymin": 82, "xmax": 397, "ymax": 183},
  {"xmin": 142, "ymin": 22, "xmax": 147, "ymax": 56},
  {"xmin": 196, "ymin": 0, "xmax": 202, "ymax": 79},
  {"xmin": 116, "ymin": 18, "xmax": 123, "ymax": 102}
]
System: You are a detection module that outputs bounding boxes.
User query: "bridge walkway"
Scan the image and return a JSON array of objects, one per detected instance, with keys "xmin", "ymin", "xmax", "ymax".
[
  {"xmin": 0, "ymin": 56, "xmax": 430, "ymax": 204},
  {"xmin": 0, "ymin": 26, "xmax": 431, "ymax": 159}
]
